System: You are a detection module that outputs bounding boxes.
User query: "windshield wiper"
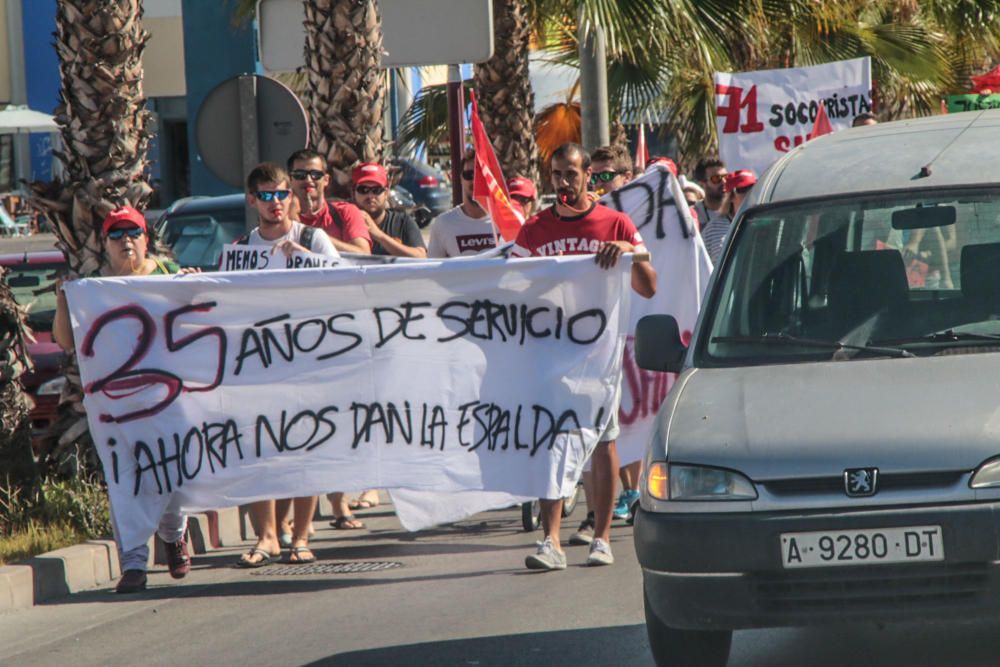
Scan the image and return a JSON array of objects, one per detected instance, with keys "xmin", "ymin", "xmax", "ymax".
[
  {"xmin": 873, "ymin": 329, "xmax": 1000, "ymax": 345},
  {"xmin": 712, "ymin": 333, "xmax": 914, "ymax": 358}
]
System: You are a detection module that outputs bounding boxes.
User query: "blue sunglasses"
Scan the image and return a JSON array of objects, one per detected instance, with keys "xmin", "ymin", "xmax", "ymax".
[
  {"xmin": 106, "ymin": 227, "xmax": 144, "ymax": 240},
  {"xmin": 255, "ymin": 190, "xmax": 291, "ymax": 202}
]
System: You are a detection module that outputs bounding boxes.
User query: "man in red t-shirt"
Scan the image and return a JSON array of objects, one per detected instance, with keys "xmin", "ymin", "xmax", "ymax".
[
  {"xmin": 511, "ymin": 142, "xmax": 656, "ymax": 570},
  {"xmin": 287, "ymin": 149, "xmax": 372, "ymax": 254}
]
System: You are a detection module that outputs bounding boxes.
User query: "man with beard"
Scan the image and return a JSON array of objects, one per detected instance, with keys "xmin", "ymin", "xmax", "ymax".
[
  {"xmin": 352, "ymin": 162, "xmax": 427, "ymax": 258},
  {"xmin": 693, "ymin": 156, "xmax": 730, "ymax": 263},
  {"xmin": 511, "ymin": 143, "xmax": 657, "ymax": 570},
  {"xmin": 287, "ymin": 149, "xmax": 372, "ymax": 255}
]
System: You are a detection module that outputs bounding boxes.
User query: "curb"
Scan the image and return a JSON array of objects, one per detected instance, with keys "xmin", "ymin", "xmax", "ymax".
[{"xmin": 0, "ymin": 499, "xmax": 336, "ymax": 611}]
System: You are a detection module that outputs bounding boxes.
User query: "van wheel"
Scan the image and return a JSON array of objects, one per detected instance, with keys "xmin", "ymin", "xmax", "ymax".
[{"xmin": 643, "ymin": 591, "xmax": 732, "ymax": 667}]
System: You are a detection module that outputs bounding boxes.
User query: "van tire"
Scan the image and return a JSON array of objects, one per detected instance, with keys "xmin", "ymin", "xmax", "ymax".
[{"xmin": 643, "ymin": 591, "xmax": 732, "ymax": 667}]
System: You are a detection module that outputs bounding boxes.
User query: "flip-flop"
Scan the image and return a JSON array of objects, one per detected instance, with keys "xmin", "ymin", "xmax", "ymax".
[
  {"xmin": 329, "ymin": 515, "xmax": 365, "ymax": 530},
  {"xmin": 284, "ymin": 546, "xmax": 317, "ymax": 564},
  {"xmin": 235, "ymin": 547, "xmax": 275, "ymax": 568}
]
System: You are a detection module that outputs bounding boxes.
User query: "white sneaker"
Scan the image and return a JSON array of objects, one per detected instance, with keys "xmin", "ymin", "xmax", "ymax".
[
  {"xmin": 587, "ymin": 538, "xmax": 614, "ymax": 566},
  {"xmin": 525, "ymin": 536, "xmax": 567, "ymax": 570}
]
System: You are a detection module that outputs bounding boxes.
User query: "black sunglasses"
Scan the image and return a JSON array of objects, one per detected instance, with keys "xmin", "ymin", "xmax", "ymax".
[
  {"xmin": 356, "ymin": 184, "xmax": 386, "ymax": 195},
  {"xmin": 735, "ymin": 185, "xmax": 753, "ymax": 194},
  {"xmin": 290, "ymin": 169, "xmax": 325, "ymax": 181},
  {"xmin": 511, "ymin": 195, "xmax": 533, "ymax": 206},
  {"xmin": 255, "ymin": 190, "xmax": 291, "ymax": 202},
  {"xmin": 106, "ymin": 227, "xmax": 144, "ymax": 240},
  {"xmin": 462, "ymin": 169, "xmax": 475, "ymax": 181},
  {"xmin": 589, "ymin": 170, "xmax": 622, "ymax": 184}
]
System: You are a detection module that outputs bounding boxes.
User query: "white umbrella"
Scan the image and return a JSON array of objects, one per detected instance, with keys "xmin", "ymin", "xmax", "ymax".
[{"xmin": 0, "ymin": 105, "xmax": 57, "ymax": 135}]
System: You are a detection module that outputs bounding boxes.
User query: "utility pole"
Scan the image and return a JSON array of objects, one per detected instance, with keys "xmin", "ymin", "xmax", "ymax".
[{"xmin": 578, "ymin": 15, "xmax": 609, "ymax": 152}]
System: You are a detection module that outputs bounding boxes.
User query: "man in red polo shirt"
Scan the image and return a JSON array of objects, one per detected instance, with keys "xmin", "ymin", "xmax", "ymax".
[
  {"xmin": 287, "ymin": 149, "xmax": 372, "ymax": 254},
  {"xmin": 511, "ymin": 142, "xmax": 656, "ymax": 571}
]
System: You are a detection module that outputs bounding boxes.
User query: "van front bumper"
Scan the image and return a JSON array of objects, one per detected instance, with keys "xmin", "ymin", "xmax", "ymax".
[{"xmin": 634, "ymin": 502, "xmax": 1000, "ymax": 630}]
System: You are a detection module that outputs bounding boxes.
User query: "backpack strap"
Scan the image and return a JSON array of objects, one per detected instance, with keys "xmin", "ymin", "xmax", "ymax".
[
  {"xmin": 327, "ymin": 202, "xmax": 345, "ymax": 233},
  {"xmin": 236, "ymin": 233, "xmax": 250, "ymax": 245}
]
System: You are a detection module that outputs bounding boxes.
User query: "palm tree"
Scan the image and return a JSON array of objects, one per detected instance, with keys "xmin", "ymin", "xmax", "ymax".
[
  {"xmin": 31, "ymin": 0, "xmax": 152, "ymax": 473},
  {"xmin": 0, "ymin": 268, "xmax": 37, "ymax": 497},
  {"xmin": 234, "ymin": 0, "xmax": 386, "ymax": 195},
  {"xmin": 474, "ymin": 0, "xmax": 540, "ymax": 183},
  {"xmin": 301, "ymin": 1, "xmax": 386, "ymax": 194}
]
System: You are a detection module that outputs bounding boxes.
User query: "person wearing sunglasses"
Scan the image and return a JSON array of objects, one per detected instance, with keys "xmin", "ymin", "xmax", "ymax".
[
  {"xmin": 234, "ymin": 163, "xmax": 340, "ymax": 569},
  {"xmin": 426, "ymin": 148, "xmax": 497, "ymax": 258},
  {"xmin": 351, "ymin": 162, "xmax": 426, "ymax": 258},
  {"xmin": 507, "ymin": 175, "xmax": 538, "ymax": 217},
  {"xmin": 701, "ymin": 167, "xmax": 758, "ymax": 266},
  {"xmin": 510, "ymin": 143, "xmax": 656, "ymax": 572},
  {"xmin": 53, "ymin": 205, "xmax": 197, "ymax": 594},
  {"xmin": 588, "ymin": 145, "xmax": 633, "ymax": 196},
  {"xmin": 286, "ymin": 149, "xmax": 372, "ymax": 255}
]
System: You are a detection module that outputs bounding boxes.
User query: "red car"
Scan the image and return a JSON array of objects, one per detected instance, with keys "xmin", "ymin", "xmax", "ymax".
[{"xmin": 2, "ymin": 249, "xmax": 67, "ymax": 450}]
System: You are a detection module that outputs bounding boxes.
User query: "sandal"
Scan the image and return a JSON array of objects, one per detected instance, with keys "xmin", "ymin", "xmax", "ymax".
[
  {"xmin": 236, "ymin": 547, "xmax": 276, "ymax": 568},
  {"xmin": 284, "ymin": 546, "xmax": 316, "ymax": 564},
  {"xmin": 330, "ymin": 515, "xmax": 365, "ymax": 530}
]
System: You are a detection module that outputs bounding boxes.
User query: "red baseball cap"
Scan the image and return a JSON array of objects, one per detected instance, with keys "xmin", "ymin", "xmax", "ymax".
[
  {"xmin": 649, "ymin": 156, "xmax": 678, "ymax": 177},
  {"xmin": 724, "ymin": 169, "xmax": 757, "ymax": 193},
  {"xmin": 507, "ymin": 176, "xmax": 537, "ymax": 200},
  {"xmin": 101, "ymin": 205, "xmax": 147, "ymax": 237},
  {"xmin": 352, "ymin": 162, "xmax": 388, "ymax": 187}
]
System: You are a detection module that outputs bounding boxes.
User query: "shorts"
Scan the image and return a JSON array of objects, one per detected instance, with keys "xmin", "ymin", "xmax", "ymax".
[{"xmin": 597, "ymin": 381, "xmax": 621, "ymax": 444}]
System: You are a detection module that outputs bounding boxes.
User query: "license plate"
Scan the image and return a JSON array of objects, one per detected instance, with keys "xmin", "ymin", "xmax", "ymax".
[{"xmin": 780, "ymin": 525, "xmax": 944, "ymax": 568}]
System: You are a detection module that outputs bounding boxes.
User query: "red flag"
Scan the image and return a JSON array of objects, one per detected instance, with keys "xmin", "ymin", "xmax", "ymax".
[
  {"xmin": 469, "ymin": 90, "xmax": 524, "ymax": 242},
  {"xmin": 808, "ymin": 103, "xmax": 833, "ymax": 140},
  {"xmin": 635, "ymin": 124, "xmax": 649, "ymax": 171}
]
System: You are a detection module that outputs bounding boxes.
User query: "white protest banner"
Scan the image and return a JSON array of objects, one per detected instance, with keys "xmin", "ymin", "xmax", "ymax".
[
  {"xmin": 601, "ymin": 167, "xmax": 714, "ymax": 465},
  {"xmin": 65, "ymin": 256, "xmax": 630, "ymax": 550},
  {"xmin": 715, "ymin": 57, "xmax": 872, "ymax": 177},
  {"xmin": 220, "ymin": 245, "xmax": 341, "ymax": 272}
]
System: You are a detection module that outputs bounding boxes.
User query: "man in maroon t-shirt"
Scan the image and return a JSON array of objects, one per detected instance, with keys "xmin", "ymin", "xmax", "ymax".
[
  {"xmin": 511, "ymin": 142, "xmax": 657, "ymax": 570},
  {"xmin": 287, "ymin": 149, "xmax": 372, "ymax": 254}
]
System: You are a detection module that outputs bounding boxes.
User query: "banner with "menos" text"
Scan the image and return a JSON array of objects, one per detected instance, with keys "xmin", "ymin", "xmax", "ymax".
[{"xmin": 65, "ymin": 256, "xmax": 631, "ymax": 551}]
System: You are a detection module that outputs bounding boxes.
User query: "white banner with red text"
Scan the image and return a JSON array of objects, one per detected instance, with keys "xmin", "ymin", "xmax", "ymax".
[
  {"xmin": 65, "ymin": 257, "xmax": 630, "ymax": 551},
  {"xmin": 715, "ymin": 57, "xmax": 872, "ymax": 177},
  {"xmin": 600, "ymin": 166, "xmax": 714, "ymax": 465}
]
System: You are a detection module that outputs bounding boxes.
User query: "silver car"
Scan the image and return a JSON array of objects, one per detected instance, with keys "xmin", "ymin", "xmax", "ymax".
[{"xmin": 634, "ymin": 109, "xmax": 1000, "ymax": 667}]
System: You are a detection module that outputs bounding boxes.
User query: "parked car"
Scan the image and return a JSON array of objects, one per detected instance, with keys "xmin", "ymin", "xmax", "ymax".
[
  {"xmin": 154, "ymin": 194, "xmax": 246, "ymax": 271},
  {"xmin": 1, "ymin": 249, "xmax": 67, "ymax": 449},
  {"xmin": 633, "ymin": 109, "xmax": 1000, "ymax": 666},
  {"xmin": 391, "ymin": 157, "xmax": 453, "ymax": 216}
]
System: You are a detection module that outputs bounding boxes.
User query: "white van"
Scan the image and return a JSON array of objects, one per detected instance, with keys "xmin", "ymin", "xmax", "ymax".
[{"xmin": 634, "ymin": 109, "xmax": 1000, "ymax": 667}]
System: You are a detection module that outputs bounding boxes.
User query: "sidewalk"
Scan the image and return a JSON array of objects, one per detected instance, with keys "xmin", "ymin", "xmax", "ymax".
[{"xmin": 0, "ymin": 496, "xmax": 337, "ymax": 611}]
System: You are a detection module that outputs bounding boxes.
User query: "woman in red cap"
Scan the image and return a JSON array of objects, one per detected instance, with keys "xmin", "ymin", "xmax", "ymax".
[{"xmin": 53, "ymin": 204, "xmax": 197, "ymax": 594}]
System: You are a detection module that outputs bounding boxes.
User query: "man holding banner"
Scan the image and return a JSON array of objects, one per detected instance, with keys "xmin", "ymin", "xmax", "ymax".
[
  {"xmin": 512, "ymin": 143, "xmax": 657, "ymax": 570},
  {"xmin": 426, "ymin": 149, "xmax": 497, "ymax": 257},
  {"xmin": 235, "ymin": 162, "xmax": 340, "ymax": 567}
]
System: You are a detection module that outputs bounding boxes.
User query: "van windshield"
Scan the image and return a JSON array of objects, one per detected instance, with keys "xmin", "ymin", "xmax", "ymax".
[{"xmin": 702, "ymin": 189, "xmax": 1000, "ymax": 365}]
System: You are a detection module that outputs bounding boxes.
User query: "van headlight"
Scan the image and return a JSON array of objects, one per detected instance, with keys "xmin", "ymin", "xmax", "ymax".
[
  {"xmin": 970, "ymin": 456, "xmax": 1000, "ymax": 488},
  {"xmin": 37, "ymin": 376, "xmax": 66, "ymax": 396},
  {"xmin": 668, "ymin": 464, "xmax": 758, "ymax": 500}
]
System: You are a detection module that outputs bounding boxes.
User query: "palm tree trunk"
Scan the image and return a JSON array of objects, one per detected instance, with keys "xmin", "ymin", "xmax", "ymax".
[
  {"xmin": 474, "ymin": 0, "xmax": 539, "ymax": 184},
  {"xmin": 0, "ymin": 269, "xmax": 37, "ymax": 500},
  {"xmin": 31, "ymin": 0, "xmax": 152, "ymax": 474},
  {"xmin": 303, "ymin": 0, "xmax": 386, "ymax": 195}
]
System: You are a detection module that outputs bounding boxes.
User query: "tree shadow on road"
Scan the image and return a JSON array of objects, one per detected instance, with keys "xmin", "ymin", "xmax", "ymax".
[{"xmin": 301, "ymin": 624, "xmax": 654, "ymax": 667}]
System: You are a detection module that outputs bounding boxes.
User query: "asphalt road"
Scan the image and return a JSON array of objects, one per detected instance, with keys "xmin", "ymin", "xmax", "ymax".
[{"xmin": 3, "ymin": 504, "xmax": 1000, "ymax": 667}]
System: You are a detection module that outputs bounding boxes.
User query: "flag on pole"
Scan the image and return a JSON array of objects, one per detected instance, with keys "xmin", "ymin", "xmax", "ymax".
[
  {"xmin": 635, "ymin": 124, "xmax": 649, "ymax": 171},
  {"xmin": 808, "ymin": 103, "xmax": 833, "ymax": 140},
  {"xmin": 469, "ymin": 90, "xmax": 525, "ymax": 242}
]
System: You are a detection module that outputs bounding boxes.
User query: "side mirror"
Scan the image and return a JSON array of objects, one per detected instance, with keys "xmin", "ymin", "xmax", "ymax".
[
  {"xmin": 414, "ymin": 206, "xmax": 433, "ymax": 229},
  {"xmin": 635, "ymin": 315, "xmax": 687, "ymax": 373}
]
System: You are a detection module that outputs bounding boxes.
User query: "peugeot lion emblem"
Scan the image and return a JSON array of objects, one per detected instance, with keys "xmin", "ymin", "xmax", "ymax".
[{"xmin": 844, "ymin": 468, "xmax": 879, "ymax": 497}]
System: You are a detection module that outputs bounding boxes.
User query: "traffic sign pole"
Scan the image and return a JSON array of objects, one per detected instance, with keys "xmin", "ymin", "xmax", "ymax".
[
  {"xmin": 447, "ymin": 64, "xmax": 465, "ymax": 207},
  {"xmin": 239, "ymin": 74, "xmax": 261, "ymax": 233}
]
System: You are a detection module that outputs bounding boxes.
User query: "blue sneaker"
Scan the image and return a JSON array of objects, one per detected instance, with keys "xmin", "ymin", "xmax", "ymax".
[
  {"xmin": 613, "ymin": 493, "xmax": 630, "ymax": 520},
  {"xmin": 614, "ymin": 490, "xmax": 640, "ymax": 520}
]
